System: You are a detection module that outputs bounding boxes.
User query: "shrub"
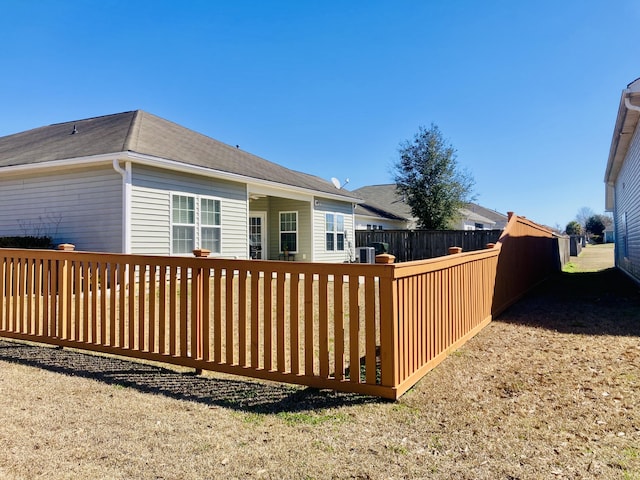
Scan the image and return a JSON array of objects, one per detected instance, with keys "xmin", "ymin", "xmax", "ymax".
[{"xmin": 0, "ymin": 236, "xmax": 53, "ymax": 249}]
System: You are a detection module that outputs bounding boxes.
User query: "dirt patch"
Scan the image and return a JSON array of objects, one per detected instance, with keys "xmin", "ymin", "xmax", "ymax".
[{"xmin": 1, "ymin": 247, "xmax": 639, "ymax": 479}]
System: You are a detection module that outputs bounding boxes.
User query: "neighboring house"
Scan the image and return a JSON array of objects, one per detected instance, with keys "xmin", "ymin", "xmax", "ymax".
[
  {"xmin": 0, "ymin": 110, "xmax": 360, "ymax": 262},
  {"xmin": 462, "ymin": 203, "xmax": 509, "ymax": 230},
  {"xmin": 604, "ymin": 226, "xmax": 615, "ymax": 244},
  {"xmin": 351, "ymin": 184, "xmax": 506, "ymax": 230},
  {"xmin": 605, "ymin": 78, "xmax": 640, "ymax": 283},
  {"xmin": 352, "ymin": 184, "xmax": 415, "ymax": 230}
]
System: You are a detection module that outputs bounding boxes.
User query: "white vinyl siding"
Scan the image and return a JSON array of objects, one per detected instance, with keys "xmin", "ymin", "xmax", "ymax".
[
  {"xmin": 614, "ymin": 123, "xmax": 640, "ymax": 282},
  {"xmin": 0, "ymin": 166, "xmax": 122, "ymax": 252},
  {"xmin": 354, "ymin": 215, "xmax": 408, "ymax": 230},
  {"xmin": 313, "ymin": 198, "xmax": 355, "ymax": 262},
  {"xmin": 130, "ymin": 165, "xmax": 247, "ymax": 257},
  {"xmin": 130, "ymin": 186, "xmax": 170, "ymax": 254}
]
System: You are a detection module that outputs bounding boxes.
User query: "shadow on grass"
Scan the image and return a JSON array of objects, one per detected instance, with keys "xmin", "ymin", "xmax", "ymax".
[
  {"xmin": 496, "ymin": 267, "xmax": 640, "ymax": 336},
  {"xmin": 0, "ymin": 340, "xmax": 384, "ymax": 413}
]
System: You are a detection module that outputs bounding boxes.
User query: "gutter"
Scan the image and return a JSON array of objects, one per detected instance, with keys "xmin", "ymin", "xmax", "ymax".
[
  {"xmin": 0, "ymin": 151, "xmax": 361, "ymax": 205},
  {"xmin": 605, "ymin": 89, "xmax": 640, "ymax": 184},
  {"xmin": 624, "ymin": 90, "xmax": 640, "ymax": 113}
]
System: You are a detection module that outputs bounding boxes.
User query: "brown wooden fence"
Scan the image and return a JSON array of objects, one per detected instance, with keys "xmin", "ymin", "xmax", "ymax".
[
  {"xmin": 0, "ymin": 214, "xmax": 557, "ymax": 399},
  {"xmin": 355, "ymin": 229, "xmax": 503, "ymax": 261}
]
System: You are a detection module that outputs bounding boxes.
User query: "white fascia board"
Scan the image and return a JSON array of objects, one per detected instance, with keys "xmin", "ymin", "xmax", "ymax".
[
  {"xmin": 605, "ymin": 94, "xmax": 629, "ymax": 183},
  {"xmin": 1, "ymin": 150, "xmax": 362, "ymax": 204},
  {"xmin": 355, "ymin": 212, "xmax": 398, "ymax": 221},
  {"xmin": 0, "ymin": 152, "xmax": 120, "ymax": 175},
  {"xmin": 247, "ymin": 184, "xmax": 313, "ymax": 203},
  {"xmin": 124, "ymin": 152, "xmax": 362, "ymax": 204}
]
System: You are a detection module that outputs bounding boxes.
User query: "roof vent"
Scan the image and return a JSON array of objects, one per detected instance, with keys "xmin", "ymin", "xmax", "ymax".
[{"xmin": 71, "ymin": 125, "xmax": 78, "ymax": 134}]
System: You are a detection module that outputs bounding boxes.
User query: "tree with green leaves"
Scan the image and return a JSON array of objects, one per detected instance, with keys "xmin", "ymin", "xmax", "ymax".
[
  {"xmin": 394, "ymin": 124, "xmax": 474, "ymax": 230},
  {"xmin": 565, "ymin": 220, "xmax": 582, "ymax": 235},
  {"xmin": 585, "ymin": 215, "xmax": 606, "ymax": 236}
]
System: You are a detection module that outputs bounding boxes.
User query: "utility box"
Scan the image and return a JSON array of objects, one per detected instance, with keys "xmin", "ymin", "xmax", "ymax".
[{"xmin": 357, "ymin": 247, "xmax": 376, "ymax": 264}]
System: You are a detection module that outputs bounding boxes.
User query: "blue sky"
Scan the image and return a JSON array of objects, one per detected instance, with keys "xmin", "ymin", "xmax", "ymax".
[{"xmin": 1, "ymin": 1, "xmax": 638, "ymax": 229}]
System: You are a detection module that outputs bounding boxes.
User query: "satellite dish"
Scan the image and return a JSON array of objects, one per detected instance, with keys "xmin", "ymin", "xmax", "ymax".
[{"xmin": 331, "ymin": 177, "xmax": 342, "ymax": 189}]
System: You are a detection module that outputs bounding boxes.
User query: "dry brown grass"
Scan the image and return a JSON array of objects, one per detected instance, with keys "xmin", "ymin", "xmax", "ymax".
[{"xmin": 1, "ymin": 244, "xmax": 639, "ymax": 479}]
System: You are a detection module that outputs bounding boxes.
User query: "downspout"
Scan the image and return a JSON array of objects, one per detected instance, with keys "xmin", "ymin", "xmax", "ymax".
[{"xmin": 113, "ymin": 159, "xmax": 132, "ymax": 253}]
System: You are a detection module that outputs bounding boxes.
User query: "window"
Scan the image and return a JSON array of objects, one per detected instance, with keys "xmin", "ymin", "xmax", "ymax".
[
  {"xmin": 326, "ymin": 213, "xmax": 345, "ymax": 251},
  {"xmin": 172, "ymin": 194, "xmax": 221, "ymax": 254},
  {"xmin": 172, "ymin": 195, "xmax": 195, "ymax": 254},
  {"xmin": 280, "ymin": 211, "xmax": 297, "ymax": 252},
  {"xmin": 200, "ymin": 198, "xmax": 221, "ymax": 253}
]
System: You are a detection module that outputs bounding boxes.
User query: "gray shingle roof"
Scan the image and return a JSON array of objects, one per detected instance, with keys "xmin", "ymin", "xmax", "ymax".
[
  {"xmin": 351, "ymin": 184, "xmax": 413, "ymax": 220},
  {"xmin": 0, "ymin": 110, "xmax": 358, "ymax": 199},
  {"xmin": 352, "ymin": 184, "xmax": 507, "ymax": 228},
  {"xmin": 464, "ymin": 203, "xmax": 508, "ymax": 226}
]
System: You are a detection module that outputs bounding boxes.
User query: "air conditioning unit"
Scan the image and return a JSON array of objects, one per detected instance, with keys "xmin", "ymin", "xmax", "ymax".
[{"xmin": 357, "ymin": 247, "xmax": 376, "ymax": 264}]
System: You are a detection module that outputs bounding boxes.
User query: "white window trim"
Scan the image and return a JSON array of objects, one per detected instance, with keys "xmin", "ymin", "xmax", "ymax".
[
  {"xmin": 170, "ymin": 192, "xmax": 222, "ymax": 256},
  {"xmin": 279, "ymin": 210, "xmax": 298, "ymax": 253},
  {"xmin": 325, "ymin": 212, "xmax": 345, "ymax": 251}
]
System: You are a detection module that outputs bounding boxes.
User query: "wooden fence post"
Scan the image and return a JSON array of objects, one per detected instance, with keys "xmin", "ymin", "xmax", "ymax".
[
  {"xmin": 448, "ymin": 246, "xmax": 462, "ymax": 255},
  {"xmin": 192, "ymin": 249, "xmax": 210, "ymax": 374},
  {"xmin": 379, "ymin": 268, "xmax": 399, "ymax": 393}
]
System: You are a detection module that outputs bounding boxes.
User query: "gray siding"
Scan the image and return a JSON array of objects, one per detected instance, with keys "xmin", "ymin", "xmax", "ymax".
[
  {"xmin": 355, "ymin": 215, "xmax": 408, "ymax": 231},
  {"xmin": 0, "ymin": 166, "xmax": 122, "ymax": 251},
  {"xmin": 131, "ymin": 165, "xmax": 248, "ymax": 257},
  {"xmin": 614, "ymin": 123, "xmax": 640, "ymax": 283},
  {"xmin": 313, "ymin": 198, "xmax": 355, "ymax": 263}
]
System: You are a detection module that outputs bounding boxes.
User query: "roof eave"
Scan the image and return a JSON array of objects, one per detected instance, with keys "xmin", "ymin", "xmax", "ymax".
[
  {"xmin": 0, "ymin": 152, "xmax": 120, "ymax": 174},
  {"xmin": 0, "ymin": 151, "xmax": 361, "ymax": 204},
  {"xmin": 125, "ymin": 153, "xmax": 362, "ymax": 203},
  {"xmin": 605, "ymin": 89, "xmax": 640, "ymax": 184}
]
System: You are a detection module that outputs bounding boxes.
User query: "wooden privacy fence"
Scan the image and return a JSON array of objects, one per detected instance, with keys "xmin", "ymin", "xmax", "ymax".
[
  {"xmin": 355, "ymin": 229, "xmax": 503, "ymax": 262},
  {"xmin": 0, "ymin": 214, "xmax": 557, "ymax": 399}
]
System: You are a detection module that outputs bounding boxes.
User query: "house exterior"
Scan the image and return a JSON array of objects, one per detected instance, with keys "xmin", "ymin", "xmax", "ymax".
[
  {"xmin": 605, "ymin": 78, "xmax": 640, "ymax": 283},
  {"xmin": 352, "ymin": 184, "xmax": 415, "ymax": 230},
  {"xmin": 0, "ymin": 110, "xmax": 360, "ymax": 262},
  {"xmin": 462, "ymin": 203, "xmax": 509, "ymax": 230},
  {"xmin": 351, "ymin": 184, "xmax": 506, "ymax": 231}
]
